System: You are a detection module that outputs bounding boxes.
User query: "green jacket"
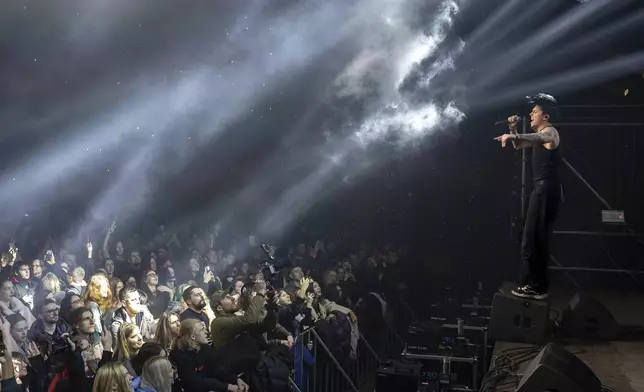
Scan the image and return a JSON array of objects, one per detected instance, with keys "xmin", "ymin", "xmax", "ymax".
[{"xmin": 210, "ymin": 294, "xmax": 267, "ymax": 349}]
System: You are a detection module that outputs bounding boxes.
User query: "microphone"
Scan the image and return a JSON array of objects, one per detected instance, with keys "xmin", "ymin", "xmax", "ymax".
[{"xmin": 494, "ymin": 115, "xmax": 522, "ymax": 125}]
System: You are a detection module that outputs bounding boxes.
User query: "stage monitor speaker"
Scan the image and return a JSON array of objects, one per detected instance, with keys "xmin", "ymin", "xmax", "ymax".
[
  {"xmin": 489, "ymin": 291, "xmax": 549, "ymax": 344},
  {"xmin": 516, "ymin": 343, "xmax": 601, "ymax": 392},
  {"xmin": 375, "ymin": 361, "xmax": 420, "ymax": 392},
  {"xmin": 561, "ymin": 293, "xmax": 619, "ymax": 340}
]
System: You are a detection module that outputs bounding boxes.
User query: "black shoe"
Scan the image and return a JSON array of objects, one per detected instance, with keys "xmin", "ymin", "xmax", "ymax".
[{"xmin": 511, "ymin": 285, "xmax": 548, "ymax": 300}]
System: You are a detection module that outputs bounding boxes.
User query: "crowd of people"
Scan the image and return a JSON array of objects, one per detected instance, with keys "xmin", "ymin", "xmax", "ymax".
[{"xmin": 0, "ymin": 222, "xmax": 407, "ymax": 392}]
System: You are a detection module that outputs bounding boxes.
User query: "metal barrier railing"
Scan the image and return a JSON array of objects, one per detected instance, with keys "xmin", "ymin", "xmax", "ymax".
[
  {"xmin": 288, "ymin": 294, "xmax": 420, "ymax": 392},
  {"xmin": 291, "ymin": 325, "xmax": 382, "ymax": 392}
]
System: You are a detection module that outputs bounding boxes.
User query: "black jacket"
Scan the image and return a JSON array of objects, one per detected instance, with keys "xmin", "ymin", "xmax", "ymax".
[
  {"xmin": 169, "ymin": 344, "xmax": 237, "ymax": 392},
  {"xmin": 27, "ymin": 319, "xmax": 72, "ymax": 357}
]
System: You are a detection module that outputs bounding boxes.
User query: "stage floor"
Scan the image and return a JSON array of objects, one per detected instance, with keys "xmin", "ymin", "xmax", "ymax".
[{"xmin": 489, "ymin": 286, "xmax": 644, "ymax": 392}]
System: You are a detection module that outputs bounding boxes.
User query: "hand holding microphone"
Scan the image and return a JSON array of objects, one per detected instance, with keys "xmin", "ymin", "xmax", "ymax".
[{"xmin": 507, "ymin": 115, "xmax": 520, "ymax": 133}]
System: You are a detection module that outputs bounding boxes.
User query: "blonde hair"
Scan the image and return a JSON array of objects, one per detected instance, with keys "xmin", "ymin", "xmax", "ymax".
[
  {"xmin": 41, "ymin": 273, "xmax": 61, "ymax": 294},
  {"xmin": 155, "ymin": 312, "xmax": 180, "ymax": 350},
  {"xmin": 113, "ymin": 323, "xmax": 140, "ymax": 361},
  {"xmin": 92, "ymin": 362, "xmax": 131, "ymax": 392},
  {"xmin": 72, "ymin": 266, "xmax": 86, "ymax": 282},
  {"xmin": 170, "ymin": 319, "xmax": 202, "ymax": 352},
  {"xmin": 140, "ymin": 356, "xmax": 173, "ymax": 392},
  {"xmin": 83, "ymin": 273, "xmax": 113, "ymax": 313}
]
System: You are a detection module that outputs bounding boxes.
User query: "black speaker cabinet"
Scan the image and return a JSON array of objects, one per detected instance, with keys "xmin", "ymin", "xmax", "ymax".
[
  {"xmin": 516, "ymin": 343, "xmax": 601, "ymax": 392},
  {"xmin": 561, "ymin": 293, "xmax": 619, "ymax": 340},
  {"xmin": 489, "ymin": 292, "xmax": 550, "ymax": 344},
  {"xmin": 376, "ymin": 361, "xmax": 421, "ymax": 392}
]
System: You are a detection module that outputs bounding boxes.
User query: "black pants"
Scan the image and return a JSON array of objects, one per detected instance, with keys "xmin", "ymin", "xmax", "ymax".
[{"xmin": 521, "ymin": 179, "xmax": 561, "ymax": 291}]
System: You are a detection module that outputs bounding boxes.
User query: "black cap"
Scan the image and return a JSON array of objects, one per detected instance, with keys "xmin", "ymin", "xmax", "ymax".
[{"xmin": 527, "ymin": 93, "xmax": 557, "ymax": 106}]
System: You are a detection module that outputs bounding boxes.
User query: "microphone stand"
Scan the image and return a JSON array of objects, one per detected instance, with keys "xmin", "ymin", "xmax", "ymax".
[{"xmin": 520, "ymin": 117, "xmax": 528, "ymax": 221}]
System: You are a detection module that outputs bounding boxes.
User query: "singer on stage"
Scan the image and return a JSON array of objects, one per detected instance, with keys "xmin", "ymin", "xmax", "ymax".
[{"xmin": 495, "ymin": 94, "xmax": 562, "ymax": 300}]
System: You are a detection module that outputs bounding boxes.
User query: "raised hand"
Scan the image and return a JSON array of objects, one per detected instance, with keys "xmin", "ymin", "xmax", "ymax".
[
  {"xmin": 26, "ymin": 341, "xmax": 41, "ymax": 358},
  {"xmin": 62, "ymin": 333, "xmax": 76, "ymax": 352},
  {"xmin": 86, "ymin": 238, "xmax": 93, "ymax": 257},
  {"xmin": 298, "ymin": 277, "xmax": 312, "ymax": 298}
]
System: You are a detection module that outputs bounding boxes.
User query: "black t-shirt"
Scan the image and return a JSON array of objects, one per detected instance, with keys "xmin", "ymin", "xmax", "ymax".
[{"xmin": 180, "ymin": 308, "xmax": 210, "ymax": 332}]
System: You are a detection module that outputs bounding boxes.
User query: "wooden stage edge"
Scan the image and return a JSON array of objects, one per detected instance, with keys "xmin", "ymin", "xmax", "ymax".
[{"xmin": 489, "ymin": 287, "xmax": 644, "ymax": 392}]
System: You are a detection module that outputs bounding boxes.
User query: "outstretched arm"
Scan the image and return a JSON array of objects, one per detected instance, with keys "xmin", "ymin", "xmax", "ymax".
[
  {"xmin": 513, "ymin": 127, "xmax": 557, "ymax": 144},
  {"xmin": 509, "ymin": 128, "xmax": 533, "ymax": 150}
]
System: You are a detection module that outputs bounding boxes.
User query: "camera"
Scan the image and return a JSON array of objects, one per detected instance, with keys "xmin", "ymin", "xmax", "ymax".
[{"xmin": 259, "ymin": 244, "xmax": 285, "ymax": 286}]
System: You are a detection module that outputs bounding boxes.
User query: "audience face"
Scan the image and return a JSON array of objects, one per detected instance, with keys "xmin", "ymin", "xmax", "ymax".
[
  {"xmin": 168, "ymin": 314, "xmax": 180, "ymax": 336},
  {"xmin": 127, "ymin": 326, "xmax": 144, "ymax": 352},
  {"xmin": 337, "ymin": 268, "xmax": 345, "ymax": 281},
  {"xmin": 17, "ymin": 264, "xmax": 30, "ymax": 280},
  {"xmin": 124, "ymin": 290, "xmax": 143, "ymax": 314},
  {"xmin": 129, "ymin": 252, "xmax": 142, "ymax": 268},
  {"xmin": 70, "ymin": 295, "xmax": 85, "ymax": 310},
  {"xmin": 192, "ymin": 322, "xmax": 208, "ymax": 345},
  {"xmin": 278, "ymin": 290, "xmax": 292, "ymax": 306},
  {"xmin": 1, "ymin": 281, "xmax": 14, "ymax": 301},
  {"xmin": 207, "ymin": 250, "xmax": 218, "ymax": 265},
  {"xmin": 312, "ymin": 281, "xmax": 322, "ymax": 297},
  {"xmin": 125, "ymin": 276, "xmax": 137, "ymax": 288},
  {"xmin": 219, "ymin": 293, "xmax": 241, "ymax": 313},
  {"xmin": 290, "ymin": 267, "xmax": 304, "ymax": 282},
  {"xmin": 223, "ymin": 253, "xmax": 235, "ymax": 265},
  {"xmin": 113, "ymin": 281, "xmax": 124, "ymax": 298},
  {"xmin": 150, "ymin": 258, "xmax": 157, "ymax": 271},
  {"xmin": 324, "ymin": 271, "xmax": 337, "ymax": 285},
  {"xmin": 233, "ymin": 280, "xmax": 244, "ymax": 295},
  {"xmin": 41, "ymin": 302, "xmax": 60, "ymax": 325},
  {"xmin": 189, "ymin": 259, "xmax": 200, "ymax": 273},
  {"xmin": 105, "ymin": 259, "xmax": 115, "ymax": 275},
  {"xmin": 116, "ymin": 241, "xmax": 124, "ymax": 256},
  {"xmin": 187, "ymin": 288, "xmax": 206, "ymax": 310},
  {"xmin": 145, "ymin": 271, "xmax": 158, "ymax": 286},
  {"xmin": 31, "ymin": 259, "xmax": 43, "ymax": 278},
  {"xmin": 76, "ymin": 310, "xmax": 95, "ymax": 334},
  {"xmin": 10, "ymin": 320, "xmax": 28, "ymax": 344}
]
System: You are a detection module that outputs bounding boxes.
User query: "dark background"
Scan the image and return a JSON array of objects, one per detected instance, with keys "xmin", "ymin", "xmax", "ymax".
[{"xmin": 1, "ymin": 0, "xmax": 643, "ymax": 290}]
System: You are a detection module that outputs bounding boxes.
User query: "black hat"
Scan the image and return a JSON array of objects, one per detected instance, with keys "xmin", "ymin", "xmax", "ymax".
[{"xmin": 527, "ymin": 93, "xmax": 557, "ymax": 107}]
